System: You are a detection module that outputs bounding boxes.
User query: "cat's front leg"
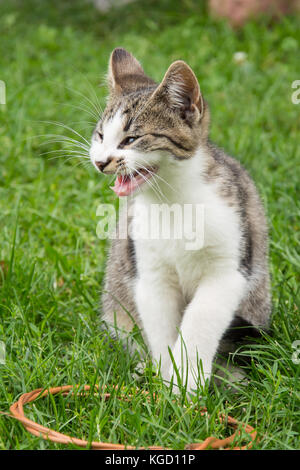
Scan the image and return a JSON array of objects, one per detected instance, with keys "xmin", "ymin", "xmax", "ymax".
[
  {"xmin": 135, "ymin": 270, "xmax": 183, "ymax": 378},
  {"xmin": 170, "ymin": 268, "xmax": 246, "ymax": 393}
]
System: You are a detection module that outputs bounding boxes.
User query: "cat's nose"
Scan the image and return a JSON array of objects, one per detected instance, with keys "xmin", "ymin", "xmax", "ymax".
[{"xmin": 95, "ymin": 157, "xmax": 119, "ymax": 174}]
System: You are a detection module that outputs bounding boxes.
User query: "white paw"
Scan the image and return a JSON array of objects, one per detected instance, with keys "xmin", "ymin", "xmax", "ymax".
[{"xmin": 168, "ymin": 363, "xmax": 211, "ymax": 395}]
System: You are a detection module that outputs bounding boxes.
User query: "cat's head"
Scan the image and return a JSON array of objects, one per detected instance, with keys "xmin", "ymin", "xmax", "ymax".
[{"xmin": 90, "ymin": 48, "xmax": 209, "ymax": 197}]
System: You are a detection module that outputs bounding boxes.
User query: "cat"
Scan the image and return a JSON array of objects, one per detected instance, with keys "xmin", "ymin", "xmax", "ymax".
[{"xmin": 89, "ymin": 48, "xmax": 271, "ymax": 393}]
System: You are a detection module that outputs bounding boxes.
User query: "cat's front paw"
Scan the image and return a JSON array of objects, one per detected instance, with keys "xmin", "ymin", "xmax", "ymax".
[{"xmin": 168, "ymin": 363, "xmax": 211, "ymax": 395}]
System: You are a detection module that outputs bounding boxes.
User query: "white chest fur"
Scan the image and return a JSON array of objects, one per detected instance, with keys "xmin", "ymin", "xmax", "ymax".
[
  {"xmin": 129, "ymin": 151, "xmax": 246, "ymax": 392},
  {"xmin": 132, "ymin": 165, "xmax": 242, "ymax": 301}
]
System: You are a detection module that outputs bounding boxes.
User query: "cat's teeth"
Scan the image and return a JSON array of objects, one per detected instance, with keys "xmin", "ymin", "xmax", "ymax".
[{"xmin": 110, "ymin": 167, "xmax": 157, "ymax": 197}]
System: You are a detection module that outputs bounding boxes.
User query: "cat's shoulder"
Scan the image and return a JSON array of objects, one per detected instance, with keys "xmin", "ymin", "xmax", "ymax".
[{"xmin": 203, "ymin": 140, "xmax": 263, "ymax": 207}]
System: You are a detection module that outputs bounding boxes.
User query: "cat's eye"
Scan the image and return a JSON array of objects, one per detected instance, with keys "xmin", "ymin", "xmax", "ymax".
[
  {"xmin": 119, "ymin": 136, "xmax": 137, "ymax": 148},
  {"xmin": 97, "ymin": 131, "xmax": 103, "ymax": 141}
]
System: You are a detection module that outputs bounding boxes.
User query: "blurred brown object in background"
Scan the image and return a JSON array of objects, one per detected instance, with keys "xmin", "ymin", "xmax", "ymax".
[{"xmin": 209, "ymin": 0, "xmax": 300, "ymax": 27}]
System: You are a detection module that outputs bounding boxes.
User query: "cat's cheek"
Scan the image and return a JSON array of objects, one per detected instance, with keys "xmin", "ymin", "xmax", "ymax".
[
  {"xmin": 89, "ymin": 140, "xmax": 102, "ymax": 164},
  {"xmin": 126, "ymin": 149, "xmax": 162, "ymax": 170}
]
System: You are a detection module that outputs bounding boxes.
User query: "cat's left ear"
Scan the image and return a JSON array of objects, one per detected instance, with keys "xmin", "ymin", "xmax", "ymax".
[
  {"xmin": 108, "ymin": 48, "xmax": 155, "ymax": 94},
  {"xmin": 152, "ymin": 60, "xmax": 203, "ymax": 120}
]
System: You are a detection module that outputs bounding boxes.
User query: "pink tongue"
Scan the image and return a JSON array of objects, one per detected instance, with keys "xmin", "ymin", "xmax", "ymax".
[{"xmin": 111, "ymin": 175, "xmax": 140, "ymax": 197}]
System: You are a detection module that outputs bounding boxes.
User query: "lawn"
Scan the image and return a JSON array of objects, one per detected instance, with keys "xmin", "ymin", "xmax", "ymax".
[{"xmin": 0, "ymin": 0, "xmax": 299, "ymax": 450}]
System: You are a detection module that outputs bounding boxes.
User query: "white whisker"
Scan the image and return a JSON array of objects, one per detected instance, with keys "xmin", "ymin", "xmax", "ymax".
[
  {"xmin": 37, "ymin": 121, "xmax": 90, "ymax": 146},
  {"xmin": 48, "ymin": 79, "xmax": 102, "ymax": 118},
  {"xmin": 137, "ymin": 156, "xmax": 180, "ymax": 198},
  {"xmin": 39, "ymin": 149, "xmax": 89, "ymax": 158},
  {"xmin": 132, "ymin": 167, "xmax": 165, "ymax": 203},
  {"xmin": 38, "ymin": 135, "xmax": 89, "ymax": 151},
  {"xmin": 53, "ymin": 101, "xmax": 99, "ymax": 121}
]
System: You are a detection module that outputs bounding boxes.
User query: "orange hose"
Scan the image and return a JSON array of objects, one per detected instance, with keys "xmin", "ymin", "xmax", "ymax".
[{"xmin": 9, "ymin": 385, "xmax": 257, "ymax": 450}]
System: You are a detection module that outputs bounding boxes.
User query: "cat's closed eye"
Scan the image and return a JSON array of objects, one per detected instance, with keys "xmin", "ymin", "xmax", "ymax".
[
  {"xmin": 118, "ymin": 136, "xmax": 138, "ymax": 148},
  {"xmin": 97, "ymin": 131, "xmax": 103, "ymax": 142}
]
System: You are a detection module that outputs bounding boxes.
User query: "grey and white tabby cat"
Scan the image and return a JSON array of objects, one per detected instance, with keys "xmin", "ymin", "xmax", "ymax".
[{"xmin": 89, "ymin": 48, "xmax": 271, "ymax": 393}]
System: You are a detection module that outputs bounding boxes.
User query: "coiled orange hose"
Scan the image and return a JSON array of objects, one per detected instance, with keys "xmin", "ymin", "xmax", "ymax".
[{"xmin": 9, "ymin": 384, "xmax": 257, "ymax": 450}]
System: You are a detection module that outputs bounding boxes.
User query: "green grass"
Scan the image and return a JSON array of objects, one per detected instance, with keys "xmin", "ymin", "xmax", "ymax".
[{"xmin": 0, "ymin": 0, "xmax": 299, "ymax": 450}]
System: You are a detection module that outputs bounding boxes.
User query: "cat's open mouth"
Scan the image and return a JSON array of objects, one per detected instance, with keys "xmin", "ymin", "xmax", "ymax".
[{"xmin": 111, "ymin": 167, "xmax": 158, "ymax": 197}]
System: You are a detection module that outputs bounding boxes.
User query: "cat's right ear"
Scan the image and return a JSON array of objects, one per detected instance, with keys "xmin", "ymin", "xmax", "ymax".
[
  {"xmin": 108, "ymin": 48, "xmax": 154, "ymax": 94},
  {"xmin": 151, "ymin": 60, "xmax": 203, "ymax": 121}
]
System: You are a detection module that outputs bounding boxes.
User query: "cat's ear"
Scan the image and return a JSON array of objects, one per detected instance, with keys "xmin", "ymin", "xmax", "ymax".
[
  {"xmin": 108, "ymin": 48, "xmax": 154, "ymax": 94},
  {"xmin": 152, "ymin": 60, "xmax": 203, "ymax": 119}
]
